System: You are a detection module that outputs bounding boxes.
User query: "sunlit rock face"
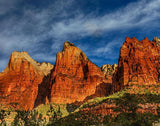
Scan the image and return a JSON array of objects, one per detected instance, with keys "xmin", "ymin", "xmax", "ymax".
[
  {"xmin": 112, "ymin": 37, "xmax": 160, "ymax": 92},
  {"xmin": 101, "ymin": 64, "xmax": 117, "ymax": 76},
  {"xmin": 101, "ymin": 64, "xmax": 117, "ymax": 82},
  {"xmin": 49, "ymin": 41, "xmax": 111, "ymax": 104},
  {"xmin": 153, "ymin": 37, "xmax": 160, "ymax": 48},
  {"xmin": 0, "ymin": 51, "xmax": 53, "ymax": 110},
  {"xmin": 3, "ymin": 36, "xmax": 160, "ymax": 110}
]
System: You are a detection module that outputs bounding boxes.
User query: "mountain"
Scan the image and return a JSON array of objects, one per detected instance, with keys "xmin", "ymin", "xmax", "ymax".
[
  {"xmin": 101, "ymin": 64, "xmax": 117, "ymax": 77},
  {"xmin": 1, "ymin": 36, "xmax": 160, "ymax": 111},
  {"xmin": 113, "ymin": 37, "xmax": 160, "ymax": 92},
  {"xmin": 1, "ymin": 37, "xmax": 160, "ymax": 125},
  {"xmin": 0, "ymin": 42, "xmax": 112, "ymax": 109},
  {"xmin": 49, "ymin": 41, "xmax": 111, "ymax": 104},
  {"xmin": 73, "ymin": 37, "xmax": 160, "ymax": 124},
  {"xmin": 0, "ymin": 51, "xmax": 53, "ymax": 110},
  {"xmin": 101, "ymin": 64, "xmax": 117, "ymax": 82}
]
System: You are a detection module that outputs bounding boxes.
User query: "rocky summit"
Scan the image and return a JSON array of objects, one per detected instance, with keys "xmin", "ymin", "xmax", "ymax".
[
  {"xmin": 49, "ymin": 41, "xmax": 111, "ymax": 104},
  {"xmin": 0, "ymin": 42, "xmax": 112, "ymax": 110},
  {"xmin": 0, "ymin": 51, "xmax": 53, "ymax": 110},
  {"xmin": 112, "ymin": 37, "xmax": 160, "ymax": 92},
  {"xmin": 101, "ymin": 64, "xmax": 117, "ymax": 76},
  {"xmin": 101, "ymin": 64, "xmax": 117, "ymax": 81},
  {"xmin": 153, "ymin": 37, "xmax": 160, "ymax": 48},
  {"xmin": 1, "ymin": 37, "xmax": 160, "ymax": 110}
]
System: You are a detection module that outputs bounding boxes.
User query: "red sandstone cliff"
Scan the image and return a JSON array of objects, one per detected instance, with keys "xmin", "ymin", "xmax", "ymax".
[
  {"xmin": 112, "ymin": 37, "xmax": 160, "ymax": 92},
  {"xmin": 0, "ymin": 51, "xmax": 53, "ymax": 110},
  {"xmin": 49, "ymin": 41, "xmax": 111, "ymax": 104},
  {"xmin": 2, "ymin": 36, "xmax": 159, "ymax": 110}
]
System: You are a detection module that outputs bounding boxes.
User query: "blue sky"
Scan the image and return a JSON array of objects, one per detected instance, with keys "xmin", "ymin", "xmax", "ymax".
[{"xmin": 0, "ymin": 0, "xmax": 160, "ymax": 72}]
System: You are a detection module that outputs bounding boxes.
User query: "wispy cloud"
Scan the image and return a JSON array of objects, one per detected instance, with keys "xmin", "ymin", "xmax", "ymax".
[
  {"xmin": 32, "ymin": 53, "xmax": 56, "ymax": 63},
  {"xmin": 0, "ymin": 0, "xmax": 160, "ymax": 71},
  {"xmin": 50, "ymin": 0, "xmax": 160, "ymax": 38},
  {"xmin": 96, "ymin": 40, "xmax": 122, "ymax": 55},
  {"xmin": 0, "ymin": 0, "xmax": 20, "ymax": 15}
]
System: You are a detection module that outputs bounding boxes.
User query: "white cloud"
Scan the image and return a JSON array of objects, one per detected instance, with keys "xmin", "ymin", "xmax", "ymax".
[
  {"xmin": 50, "ymin": 0, "xmax": 160, "ymax": 38},
  {"xmin": 48, "ymin": 0, "xmax": 160, "ymax": 59},
  {"xmin": 0, "ymin": 0, "xmax": 20, "ymax": 15},
  {"xmin": 96, "ymin": 40, "xmax": 121, "ymax": 55}
]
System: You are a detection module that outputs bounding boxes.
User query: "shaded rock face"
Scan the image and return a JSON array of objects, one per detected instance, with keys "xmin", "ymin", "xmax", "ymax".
[
  {"xmin": 0, "ymin": 51, "xmax": 53, "ymax": 110},
  {"xmin": 112, "ymin": 37, "xmax": 160, "ymax": 92},
  {"xmin": 49, "ymin": 41, "xmax": 111, "ymax": 104}
]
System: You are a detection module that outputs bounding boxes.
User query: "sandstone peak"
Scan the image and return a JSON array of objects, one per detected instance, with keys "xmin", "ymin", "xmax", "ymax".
[
  {"xmin": 49, "ymin": 41, "xmax": 110, "ymax": 104},
  {"xmin": 2, "ymin": 51, "xmax": 37, "ymax": 73},
  {"xmin": 125, "ymin": 36, "xmax": 131, "ymax": 42},
  {"xmin": 9, "ymin": 51, "xmax": 38, "ymax": 67},
  {"xmin": 57, "ymin": 41, "xmax": 88, "ymax": 64},
  {"xmin": 153, "ymin": 37, "xmax": 160, "ymax": 42},
  {"xmin": 63, "ymin": 41, "xmax": 75, "ymax": 51},
  {"xmin": 0, "ymin": 51, "xmax": 54, "ymax": 110},
  {"xmin": 38, "ymin": 62, "xmax": 54, "ymax": 76},
  {"xmin": 144, "ymin": 37, "xmax": 149, "ymax": 41},
  {"xmin": 113, "ymin": 37, "xmax": 160, "ymax": 92},
  {"xmin": 153, "ymin": 37, "xmax": 160, "ymax": 48},
  {"xmin": 132, "ymin": 36, "xmax": 137, "ymax": 40},
  {"xmin": 125, "ymin": 37, "xmax": 139, "ymax": 43},
  {"xmin": 2, "ymin": 51, "xmax": 53, "ymax": 76},
  {"xmin": 101, "ymin": 64, "xmax": 117, "ymax": 77}
]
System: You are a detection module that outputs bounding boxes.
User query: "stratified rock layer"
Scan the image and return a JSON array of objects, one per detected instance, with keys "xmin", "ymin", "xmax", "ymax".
[
  {"xmin": 0, "ymin": 51, "xmax": 53, "ymax": 110},
  {"xmin": 49, "ymin": 41, "xmax": 111, "ymax": 104},
  {"xmin": 112, "ymin": 37, "xmax": 160, "ymax": 92}
]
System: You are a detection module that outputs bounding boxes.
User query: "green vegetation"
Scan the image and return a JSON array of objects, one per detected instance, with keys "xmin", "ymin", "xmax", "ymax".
[
  {"xmin": 34, "ymin": 103, "xmax": 68, "ymax": 117},
  {"xmin": 111, "ymin": 93, "xmax": 157, "ymax": 126},
  {"xmin": 75, "ymin": 88, "xmax": 128, "ymax": 111},
  {"xmin": 48, "ymin": 93, "xmax": 160, "ymax": 126},
  {"xmin": 0, "ymin": 107, "xmax": 11, "ymax": 126},
  {"xmin": 77, "ymin": 85, "xmax": 160, "ymax": 111},
  {"xmin": 48, "ymin": 111, "xmax": 103, "ymax": 126},
  {"xmin": 2, "ymin": 86, "xmax": 160, "ymax": 125},
  {"xmin": 12, "ymin": 110, "xmax": 46, "ymax": 126}
]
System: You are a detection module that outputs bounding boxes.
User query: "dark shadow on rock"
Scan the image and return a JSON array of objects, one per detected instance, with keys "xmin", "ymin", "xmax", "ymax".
[
  {"xmin": 83, "ymin": 82, "xmax": 112, "ymax": 102},
  {"xmin": 66, "ymin": 101, "xmax": 82, "ymax": 114},
  {"xmin": 66, "ymin": 83, "xmax": 112, "ymax": 114},
  {"xmin": 33, "ymin": 74, "xmax": 51, "ymax": 108},
  {"xmin": 95, "ymin": 82, "xmax": 112, "ymax": 96}
]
